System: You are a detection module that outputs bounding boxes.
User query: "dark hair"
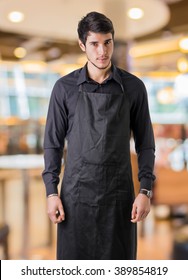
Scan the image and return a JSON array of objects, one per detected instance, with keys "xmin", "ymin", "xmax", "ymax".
[{"xmin": 77, "ymin": 11, "xmax": 114, "ymax": 45}]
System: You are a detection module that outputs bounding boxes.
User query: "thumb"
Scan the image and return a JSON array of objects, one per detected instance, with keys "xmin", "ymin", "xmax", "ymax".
[
  {"xmin": 58, "ymin": 203, "xmax": 65, "ymax": 221},
  {"xmin": 131, "ymin": 203, "xmax": 137, "ymax": 220}
]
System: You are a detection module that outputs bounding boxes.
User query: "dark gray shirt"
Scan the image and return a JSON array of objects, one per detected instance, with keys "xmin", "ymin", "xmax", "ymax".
[{"xmin": 42, "ymin": 64, "xmax": 155, "ymax": 196}]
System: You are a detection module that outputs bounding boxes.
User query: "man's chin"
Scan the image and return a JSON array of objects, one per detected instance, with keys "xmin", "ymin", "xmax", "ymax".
[{"xmin": 91, "ymin": 61, "xmax": 111, "ymax": 70}]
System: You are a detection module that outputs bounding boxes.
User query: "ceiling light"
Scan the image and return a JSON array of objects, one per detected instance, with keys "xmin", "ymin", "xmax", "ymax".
[
  {"xmin": 177, "ymin": 57, "xmax": 188, "ymax": 73},
  {"xmin": 8, "ymin": 11, "xmax": 25, "ymax": 23},
  {"xmin": 127, "ymin": 8, "xmax": 144, "ymax": 20},
  {"xmin": 179, "ymin": 36, "xmax": 188, "ymax": 52},
  {"xmin": 14, "ymin": 47, "xmax": 27, "ymax": 58},
  {"xmin": 157, "ymin": 87, "xmax": 175, "ymax": 104},
  {"xmin": 46, "ymin": 47, "xmax": 61, "ymax": 59}
]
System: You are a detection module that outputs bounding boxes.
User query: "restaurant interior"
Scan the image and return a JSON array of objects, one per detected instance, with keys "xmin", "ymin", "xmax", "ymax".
[{"xmin": 0, "ymin": 0, "xmax": 188, "ymax": 260}]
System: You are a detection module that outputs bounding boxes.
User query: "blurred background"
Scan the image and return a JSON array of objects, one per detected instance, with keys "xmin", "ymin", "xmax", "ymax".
[{"xmin": 0, "ymin": 0, "xmax": 188, "ymax": 260}]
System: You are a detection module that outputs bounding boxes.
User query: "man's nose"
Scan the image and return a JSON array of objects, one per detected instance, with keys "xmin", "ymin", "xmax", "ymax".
[{"xmin": 98, "ymin": 44, "xmax": 107, "ymax": 54}]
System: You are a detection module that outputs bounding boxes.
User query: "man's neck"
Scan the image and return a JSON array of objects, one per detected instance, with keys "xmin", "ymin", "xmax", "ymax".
[{"xmin": 87, "ymin": 61, "xmax": 112, "ymax": 84}]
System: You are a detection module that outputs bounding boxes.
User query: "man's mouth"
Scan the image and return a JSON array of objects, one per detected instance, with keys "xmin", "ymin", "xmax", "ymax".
[{"xmin": 97, "ymin": 57, "xmax": 108, "ymax": 61}]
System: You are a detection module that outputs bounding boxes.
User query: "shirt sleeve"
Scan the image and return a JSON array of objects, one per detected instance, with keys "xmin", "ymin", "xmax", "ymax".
[
  {"xmin": 130, "ymin": 79, "xmax": 156, "ymax": 190},
  {"xmin": 42, "ymin": 80, "xmax": 68, "ymax": 196}
]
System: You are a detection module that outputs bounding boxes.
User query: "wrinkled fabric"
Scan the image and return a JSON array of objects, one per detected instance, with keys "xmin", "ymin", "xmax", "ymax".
[
  {"xmin": 42, "ymin": 65, "xmax": 156, "ymax": 197},
  {"xmin": 57, "ymin": 85, "xmax": 137, "ymax": 260}
]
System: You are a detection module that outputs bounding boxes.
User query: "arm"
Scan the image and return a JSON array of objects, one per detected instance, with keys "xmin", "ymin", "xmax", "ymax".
[
  {"xmin": 42, "ymin": 80, "xmax": 68, "ymax": 223},
  {"xmin": 130, "ymin": 80, "xmax": 155, "ymax": 222},
  {"xmin": 43, "ymin": 148, "xmax": 65, "ymax": 224}
]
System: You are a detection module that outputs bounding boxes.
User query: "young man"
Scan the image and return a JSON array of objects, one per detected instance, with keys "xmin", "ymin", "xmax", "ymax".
[{"xmin": 42, "ymin": 11, "xmax": 155, "ymax": 260}]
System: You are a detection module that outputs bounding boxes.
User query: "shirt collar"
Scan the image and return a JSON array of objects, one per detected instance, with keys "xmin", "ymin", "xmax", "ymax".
[{"xmin": 77, "ymin": 63, "xmax": 123, "ymax": 87}]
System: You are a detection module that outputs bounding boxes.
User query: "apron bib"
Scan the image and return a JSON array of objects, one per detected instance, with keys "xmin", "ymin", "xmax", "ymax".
[{"xmin": 57, "ymin": 84, "xmax": 137, "ymax": 260}]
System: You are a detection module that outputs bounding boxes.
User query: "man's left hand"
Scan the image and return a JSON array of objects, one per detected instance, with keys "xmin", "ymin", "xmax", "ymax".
[{"xmin": 131, "ymin": 193, "xmax": 151, "ymax": 223}]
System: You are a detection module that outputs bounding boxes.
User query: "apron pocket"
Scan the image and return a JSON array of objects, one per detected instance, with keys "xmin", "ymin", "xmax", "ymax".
[{"xmin": 78, "ymin": 161, "xmax": 129, "ymax": 205}]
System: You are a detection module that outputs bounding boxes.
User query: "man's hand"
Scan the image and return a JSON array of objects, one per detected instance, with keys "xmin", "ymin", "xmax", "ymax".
[
  {"xmin": 47, "ymin": 195, "xmax": 65, "ymax": 224},
  {"xmin": 131, "ymin": 193, "xmax": 151, "ymax": 223}
]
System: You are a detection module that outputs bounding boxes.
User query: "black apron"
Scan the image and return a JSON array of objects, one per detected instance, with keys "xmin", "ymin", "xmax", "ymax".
[{"xmin": 57, "ymin": 83, "xmax": 137, "ymax": 260}]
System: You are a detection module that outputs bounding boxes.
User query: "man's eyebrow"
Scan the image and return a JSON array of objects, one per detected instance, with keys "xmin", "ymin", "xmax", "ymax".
[
  {"xmin": 89, "ymin": 40, "xmax": 98, "ymax": 44},
  {"xmin": 105, "ymin": 38, "xmax": 113, "ymax": 42},
  {"xmin": 89, "ymin": 38, "xmax": 113, "ymax": 44}
]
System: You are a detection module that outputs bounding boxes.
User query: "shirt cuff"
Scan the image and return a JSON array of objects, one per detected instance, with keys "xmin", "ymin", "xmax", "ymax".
[
  {"xmin": 140, "ymin": 177, "xmax": 153, "ymax": 190},
  {"xmin": 46, "ymin": 184, "xmax": 58, "ymax": 197}
]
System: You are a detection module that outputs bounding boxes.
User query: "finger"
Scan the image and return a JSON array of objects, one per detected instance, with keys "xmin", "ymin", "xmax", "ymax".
[
  {"xmin": 49, "ymin": 212, "xmax": 59, "ymax": 224},
  {"xmin": 55, "ymin": 207, "xmax": 65, "ymax": 223},
  {"xmin": 131, "ymin": 205, "xmax": 137, "ymax": 220},
  {"xmin": 55, "ymin": 210, "xmax": 62, "ymax": 223},
  {"xmin": 131, "ymin": 212, "xmax": 139, "ymax": 223},
  {"xmin": 132, "ymin": 211, "xmax": 145, "ymax": 223},
  {"xmin": 58, "ymin": 206, "xmax": 65, "ymax": 221},
  {"xmin": 131, "ymin": 216, "xmax": 139, "ymax": 223},
  {"xmin": 141, "ymin": 211, "xmax": 150, "ymax": 220},
  {"xmin": 138, "ymin": 211, "xmax": 149, "ymax": 221}
]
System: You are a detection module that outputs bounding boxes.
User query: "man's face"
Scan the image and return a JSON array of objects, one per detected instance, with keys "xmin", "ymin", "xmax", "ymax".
[{"xmin": 79, "ymin": 32, "xmax": 114, "ymax": 70}]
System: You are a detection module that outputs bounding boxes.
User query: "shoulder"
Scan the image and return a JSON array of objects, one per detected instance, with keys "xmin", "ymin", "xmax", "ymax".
[
  {"xmin": 116, "ymin": 67, "xmax": 147, "ymax": 103},
  {"xmin": 51, "ymin": 68, "xmax": 82, "ymax": 100},
  {"xmin": 117, "ymin": 67, "xmax": 146, "ymax": 90},
  {"xmin": 55, "ymin": 67, "xmax": 82, "ymax": 89}
]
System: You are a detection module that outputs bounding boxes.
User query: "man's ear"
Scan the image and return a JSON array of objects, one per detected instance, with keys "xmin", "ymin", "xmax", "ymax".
[{"xmin": 78, "ymin": 40, "xmax": 86, "ymax": 52}]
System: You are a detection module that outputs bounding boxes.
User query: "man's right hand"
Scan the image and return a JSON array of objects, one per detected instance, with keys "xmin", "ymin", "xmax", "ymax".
[{"xmin": 47, "ymin": 195, "xmax": 65, "ymax": 224}]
